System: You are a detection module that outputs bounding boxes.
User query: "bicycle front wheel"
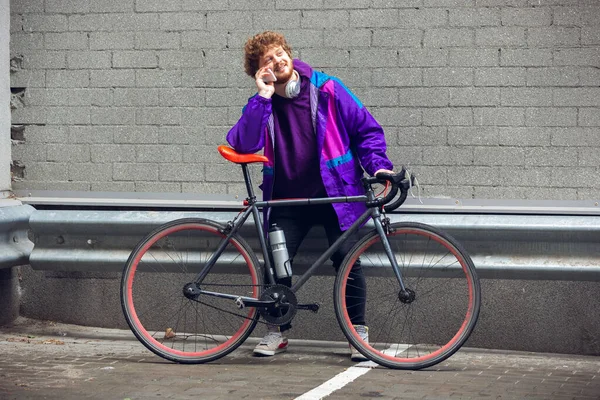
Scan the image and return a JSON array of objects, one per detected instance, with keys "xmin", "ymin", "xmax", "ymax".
[
  {"xmin": 334, "ymin": 222, "xmax": 480, "ymax": 370},
  {"xmin": 121, "ymin": 218, "xmax": 262, "ymax": 364}
]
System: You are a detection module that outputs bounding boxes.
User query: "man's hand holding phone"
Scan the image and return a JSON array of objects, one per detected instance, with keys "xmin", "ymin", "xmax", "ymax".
[{"xmin": 255, "ymin": 67, "xmax": 276, "ymax": 99}]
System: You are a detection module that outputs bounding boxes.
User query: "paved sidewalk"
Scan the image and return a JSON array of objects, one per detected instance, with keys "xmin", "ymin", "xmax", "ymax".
[{"xmin": 0, "ymin": 318, "xmax": 599, "ymax": 400}]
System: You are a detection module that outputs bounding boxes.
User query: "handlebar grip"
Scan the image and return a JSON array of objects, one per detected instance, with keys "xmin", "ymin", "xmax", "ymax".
[{"xmin": 365, "ymin": 168, "xmax": 415, "ymax": 212}]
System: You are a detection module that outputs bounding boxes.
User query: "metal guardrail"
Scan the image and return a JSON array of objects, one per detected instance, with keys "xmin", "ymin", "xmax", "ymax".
[
  {"xmin": 0, "ymin": 202, "xmax": 34, "ymax": 269},
  {"xmin": 18, "ymin": 193, "xmax": 600, "ymax": 282}
]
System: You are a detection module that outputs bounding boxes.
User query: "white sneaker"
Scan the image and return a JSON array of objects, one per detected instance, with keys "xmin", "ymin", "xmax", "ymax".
[
  {"xmin": 253, "ymin": 325, "xmax": 288, "ymax": 356},
  {"xmin": 350, "ymin": 325, "xmax": 369, "ymax": 362}
]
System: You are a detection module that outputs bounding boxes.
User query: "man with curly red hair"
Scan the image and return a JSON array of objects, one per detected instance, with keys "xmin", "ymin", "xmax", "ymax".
[{"xmin": 227, "ymin": 31, "xmax": 395, "ymax": 361}]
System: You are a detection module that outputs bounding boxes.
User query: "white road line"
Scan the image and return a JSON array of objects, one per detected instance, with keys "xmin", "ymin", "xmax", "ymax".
[
  {"xmin": 294, "ymin": 344, "xmax": 412, "ymax": 400},
  {"xmin": 294, "ymin": 362, "xmax": 373, "ymax": 400}
]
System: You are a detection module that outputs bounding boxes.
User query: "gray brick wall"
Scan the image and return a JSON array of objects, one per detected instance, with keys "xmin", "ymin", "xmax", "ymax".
[{"xmin": 9, "ymin": 1, "xmax": 600, "ymax": 200}]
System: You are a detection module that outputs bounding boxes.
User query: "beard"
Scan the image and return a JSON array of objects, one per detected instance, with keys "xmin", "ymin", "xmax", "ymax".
[{"xmin": 273, "ymin": 59, "xmax": 295, "ymax": 84}]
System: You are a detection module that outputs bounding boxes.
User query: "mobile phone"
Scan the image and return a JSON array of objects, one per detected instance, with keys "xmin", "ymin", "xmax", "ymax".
[{"xmin": 263, "ymin": 68, "xmax": 277, "ymax": 83}]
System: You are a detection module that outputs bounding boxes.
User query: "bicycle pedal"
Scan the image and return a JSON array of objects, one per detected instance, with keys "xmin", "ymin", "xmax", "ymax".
[{"xmin": 296, "ymin": 303, "xmax": 320, "ymax": 313}]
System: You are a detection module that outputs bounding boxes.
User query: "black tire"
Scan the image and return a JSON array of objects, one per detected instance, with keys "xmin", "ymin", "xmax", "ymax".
[
  {"xmin": 121, "ymin": 218, "xmax": 262, "ymax": 364},
  {"xmin": 334, "ymin": 222, "xmax": 481, "ymax": 370}
]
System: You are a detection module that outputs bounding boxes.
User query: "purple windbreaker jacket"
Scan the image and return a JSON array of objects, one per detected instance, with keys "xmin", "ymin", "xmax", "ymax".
[{"xmin": 226, "ymin": 60, "xmax": 394, "ymax": 231}]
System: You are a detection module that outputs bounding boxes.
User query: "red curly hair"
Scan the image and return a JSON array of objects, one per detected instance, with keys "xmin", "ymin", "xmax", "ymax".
[{"xmin": 244, "ymin": 31, "xmax": 292, "ymax": 77}]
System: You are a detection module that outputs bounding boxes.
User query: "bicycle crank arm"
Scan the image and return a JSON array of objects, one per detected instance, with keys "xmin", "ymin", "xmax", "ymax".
[{"xmin": 297, "ymin": 303, "xmax": 320, "ymax": 313}]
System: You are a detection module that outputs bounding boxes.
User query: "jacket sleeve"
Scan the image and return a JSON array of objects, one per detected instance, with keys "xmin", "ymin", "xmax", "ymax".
[
  {"xmin": 334, "ymin": 81, "xmax": 394, "ymax": 176},
  {"xmin": 226, "ymin": 95, "xmax": 272, "ymax": 154}
]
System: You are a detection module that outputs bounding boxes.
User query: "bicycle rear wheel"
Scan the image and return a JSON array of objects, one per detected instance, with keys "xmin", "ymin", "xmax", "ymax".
[
  {"xmin": 121, "ymin": 218, "xmax": 262, "ymax": 364},
  {"xmin": 334, "ymin": 222, "xmax": 480, "ymax": 370}
]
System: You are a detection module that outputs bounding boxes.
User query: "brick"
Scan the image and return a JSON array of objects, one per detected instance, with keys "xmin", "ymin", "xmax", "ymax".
[
  {"xmin": 92, "ymin": 107, "xmax": 135, "ymax": 125},
  {"xmin": 135, "ymin": 107, "xmax": 182, "ymax": 125},
  {"xmin": 68, "ymin": 126, "xmax": 114, "ymax": 144},
  {"xmin": 529, "ymin": 27, "xmax": 581, "ymax": 47},
  {"xmin": 302, "ymin": 10, "xmax": 349, "ymax": 28},
  {"xmin": 112, "ymin": 51, "xmax": 158, "ymax": 68},
  {"xmin": 425, "ymin": 28, "xmax": 475, "ymax": 47},
  {"xmin": 580, "ymin": 67, "xmax": 600, "ymax": 86},
  {"xmin": 10, "ymin": 33, "xmax": 44, "ymax": 51},
  {"xmin": 276, "ymin": 0, "xmax": 323, "ymax": 9},
  {"xmin": 582, "ymin": 27, "xmax": 600, "ymax": 45},
  {"xmin": 90, "ymin": 0, "xmax": 135, "ymax": 12},
  {"xmin": 449, "ymin": 49, "xmax": 498, "ymax": 67},
  {"xmin": 475, "ymin": 27, "xmax": 526, "ymax": 47},
  {"xmin": 158, "ymin": 126, "xmax": 203, "ymax": 145},
  {"xmin": 473, "ymin": 146, "xmax": 525, "ymax": 166},
  {"xmin": 423, "ymin": 108, "xmax": 473, "ymax": 126},
  {"xmin": 474, "ymin": 68, "xmax": 526, "ymax": 87},
  {"xmin": 398, "ymin": 88, "xmax": 449, "ymax": 107},
  {"xmin": 47, "ymin": 107, "xmax": 91, "ymax": 125},
  {"xmin": 11, "ymin": 144, "xmax": 47, "ymax": 162},
  {"xmin": 45, "ymin": 0, "xmax": 91, "ymax": 13},
  {"xmin": 369, "ymin": 108, "xmax": 422, "ymax": 126},
  {"xmin": 46, "ymin": 70, "xmax": 90, "ymax": 88},
  {"xmin": 113, "ymin": 126, "xmax": 160, "ymax": 144},
  {"xmin": 448, "ymin": 127, "xmax": 500, "ymax": 145},
  {"xmin": 372, "ymin": 29, "xmax": 422, "ymax": 48},
  {"xmin": 353, "ymin": 88, "xmax": 398, "ymax": 107},
  {"xmin": 498, "ymin": 127, "xmax": 551, "ymax": 146},
  {"xmin": 324, "ymin": 0, "xmax": 369, "ymax": 7},
  {"xmin": 136, "ymin": 70, "xmax": 181, "ymax": 87},
  {"xmin": 184, "ymin": 182, "xmax": 228, "ymax": 194},
  {"xmin": 22, "ymin": 14, "xmax": 68, "ymax": 32},
  {"xmin": 501, "ymin": 88, "xmax": 553, "ymax": 106},
  {"xmin": 423, "ymin": 146, "xmax": 474, "ymax": 166},
  {"xmin": 67, "ymin": 51, "xmax": 111, "ymax": 69},
  {"xmin": 551, "ymin": 127, "xmax": 600, "ymax": 147},
  {"xmin": 350, "ymin": 9, "xmax": 400, "ymax": 28},
  {"xmin": 183, "ymin": 146, "xmax": 224, "ymax": 164},
  {"xmin": 205, "ymin": 163, "xmax": 245, "ymax": 182},
  {"xmin": 159, "ymin": 163, "xmax": 205, "ymax": 182},
  {"xmin": 137, "ymin": 145, "xmax": 183, "ymax": 163},
  {"xmin": 450, "ymin": 166, "xmax": 504, "ymax": 186},
  {"xmin": 182, "ymin": 108, "xmax": 228, "ymax": 126},
  {"xmin": 114, "ymin": 88, "xmax": 160, "ymax": 106},
  {"xmin": 281, "ymin": 30, "xmax": 324, "ymax": 49},
  {"xmin": 554, "ymin": 88, "xmax": 600, "ymax": 107},
  {"xmin": 552, "ymin": 6, "xmax": 580, "ymax": 26},
  {"xmin": 206, "ymin": 88, "xmax": 253, "ymax": 107},
  {"xmin": 91, "ymin": 70, "xmax": 135, "ymax": 87},
  {"xmin": 579, "ymin": 148, "xmax": 600, "ymax": 167},
  {"xmin": 253, "ymin": 11, "xmax": 301, "ymax": 29},
  {"xmin": 398, "ymin": 127, "xmax": 447, "ymax": 146},
  {"xmin": 68, "ymin": 163, "xmax": 112, "ymax": 181},
  {"xmin": 11, "ymin": 14, "xmax": 22, "ymax": 32},
  {"xmin": 350, "ymin": 49, "xmax": 397, "ymax": 67},
  {"xmin": 372, "ymin": 68, "xmax": 422, "ymax": 87},
  {"xmin": 24, "ymin": 163, "xmax": 69, "ymax": 181},
  {"xmin": 160, "ymin": 13, "xmax": 206, "ymax": 31},
  {"xmin": 553, "ymin": 49, "xmax": 600, "ymax": 67},
  {"xmin": 371, "ymin": 0, "xmax": 421, "ymax": 7},
  {"xmin": 424, "ymin": 68, "xmax": 473, "ymax": 87},
  {"xmin": 413, "ymin": 166, "xmax": 448, "ymax": 185},
  {"xmin": 47, "ymin": 144, "xmax": 91, "ymax": 162},
  {"xmin": 10, "ymin": 1, "xmax": 44, "ymax": 12},
  {"xmin": 90, "ymin": 33, "xmax": 135, "ymax": 50},
  {"xmin": 135, "ymin": 32, "xmax": 180, "ymax": 50},
  {"xmin": 386, "ymin": 144, "xmax": 422, "ymax": 166},
  {"xmin": 450, "ymin": 88, "xmax": 500, "ymax": 106},
  {"xmin": 325, "ymin": 29, "xmax": 372, "ymax": 48},
  {"xmin": 301, "ymin": 49, "xmax": 350, "ymax": 67},
  {"xmin": 135, "ymin": 182, "xmax": 182, "ymax": 192},
  {"xmin": 181, "ymin": 0, "xmax": 230, "ymax": 10},
  {"xmin": 473, "ymin": 107, "xmax": 525, "ymax": 126},
  {"xmin": 449, "ymin": 8, "xmax": 500, "ymax": 26},
  {"xmin": 159, "ymin": 51, "xmax": 205, "ymax": 69},
  {"xmin": 113, "ymin": 163, "xmax": 159, "ymax": 181},
  {"xmin": 91, "ymin": 144, "xmax": 136, "ymax": 162},
  {"xmin": 11, "ymin": 106, "xmax": 49, "ymax": 125},
  {"xmin": 203, "ymin": 50, "xmax": 242, "ymax": 69},
  {"xmin": 397, "ymin": 49, "xmax": 447, "ymax": 67},
  {"xmin": 207, "ymin": 11, "xmax": 253, "ymax": 30},
  {"xmin": 158, "ymin": 88, "xmax": 205, "ymax": 107},
  {"xmin": 27, "ymin": 88, "xmax": 111, "ymax": 107},
  {"xmin": 68, "ymin": 13, "xmax": 159, "ymax": 31},
  {"xmin": 10, "ymin": 70, "xmax": 45, "ymax": 87},
  {"xmin": 22, "ymin": 51, "xmax": 67, "ymax": 69},
  {"xmin": 525, "ymin": 108, "xmax": 577, "ymax": 127},
  {"xmin": 500, "ymin": 49, "xmax": 552, "ymax": 67},
  {"xmin": 181, "ymin": 31, "xmax": 228, "ymax": 49},
  {"xmin": 526, "ymin": 67, "xmax": 578, "ymax": 87},
  {"xmin": 182, "ymin": 69, "xmax": 227, "ymax": 88},
  {"xmin": 23, "ymin": 126, "xmax": 69, "ymax": 144},
  {"xmin": 524, "ymin": 148, "xmax": 578, "ymax": 167},
  {"xmin": 135, "ymin": 0, "xmax": 181, "ymax": 12},
  {"xmin": 501, "ymin": 7, "xmax": 552, "ymax": 26},
  {"xmin": 91, "ymin": 181, "xmax": 135, "ymax": 191},
  {"xmin": 45, "ymin": 33, "xmax": 88, "ymax": 50},
  {"xmin": 579, "ymin": 108, "xmax": 600, "ymax": 127},
  {"xmin": 397, "ymin": 8, "xmax": 447, "ymax": 27}
]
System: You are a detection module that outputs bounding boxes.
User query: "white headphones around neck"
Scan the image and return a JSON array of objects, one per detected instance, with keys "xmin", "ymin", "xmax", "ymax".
[{"xmin": 284, "ymin": 71, "xmax": 301, "ymax": 98}]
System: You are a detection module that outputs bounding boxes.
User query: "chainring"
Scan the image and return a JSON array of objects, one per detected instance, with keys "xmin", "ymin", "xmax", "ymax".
[{"xmin": 258, "ymin": 284, "xmax": 298, "ymax": 326}]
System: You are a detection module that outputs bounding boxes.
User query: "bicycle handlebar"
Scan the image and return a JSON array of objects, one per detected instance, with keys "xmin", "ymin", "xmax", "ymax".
[{"xmin": 363, "ymin": 168, "xmax": 416, "ymax": 212}]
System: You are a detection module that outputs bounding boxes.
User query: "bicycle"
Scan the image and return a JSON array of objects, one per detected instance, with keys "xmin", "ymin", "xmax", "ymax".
[{"xmin": 120, "ymin": 145, "xmax": 481, "ymax": 370}]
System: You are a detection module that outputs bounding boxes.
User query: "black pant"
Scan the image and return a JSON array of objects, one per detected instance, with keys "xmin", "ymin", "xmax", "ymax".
[{"xmin": 268, "ymin": 204, "xmax": 366, "ymax": 332}]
